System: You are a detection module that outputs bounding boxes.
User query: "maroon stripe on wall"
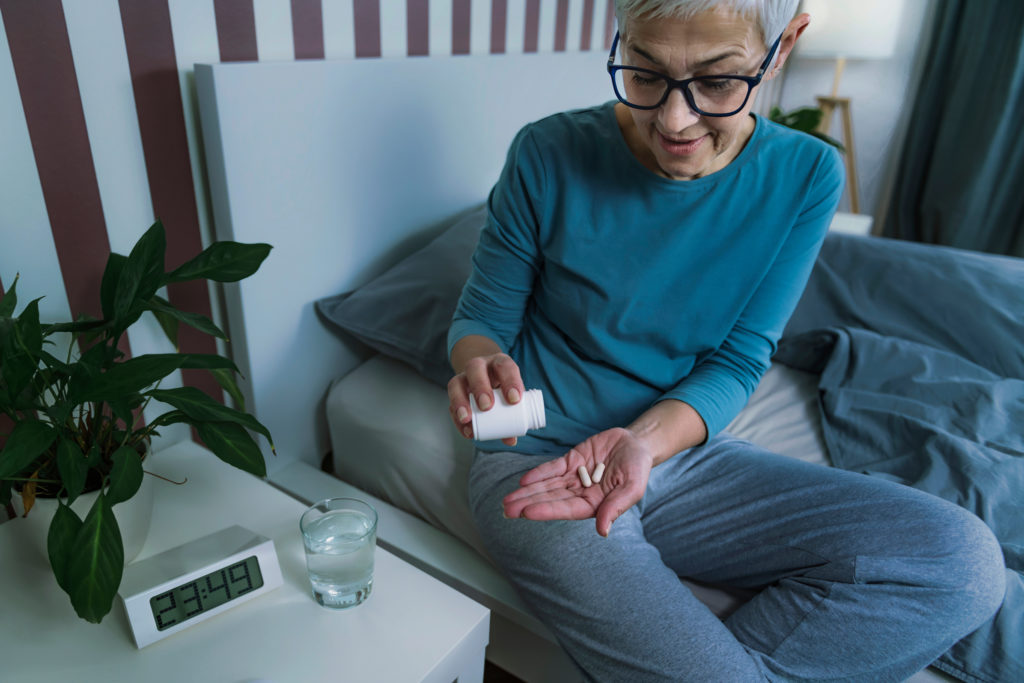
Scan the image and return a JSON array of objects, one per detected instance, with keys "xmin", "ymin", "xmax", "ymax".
[
  {"xmin": 292, "ymin": 0, "xmax": 325, "ymax": 60},
  {"xmin": 490, "ymin": 0, "xmax": 507, "ymax": 54},
  {"xmin": 0, "ymin": 0, "xmax": 113, "ymax": 325},
  {"xmin": 580, "ymin": 0, "xmax": 594, "ymax": 50},
  {"xmin": 604, "ymin": 0, "xmax": 616, "ymax": 48},
  {"xmin": 407, "ymin": 0, "xmax": 429, "ymax": 56},
  {"xmin": 452, "ymin": 0, "xmax": 471, "ymax": 55},
  {"xmin": 554, "ymin": 0, "xmax": 569, "ymax": 51},
  {"xmin": 353, "ymin": 0, "xmax": 381, "ymax": 58},
  {"xmin": 213, "ymin": 0, "xmax": 258, "ymax": 62},
  {"xmin": 524, "ymin": 0, "xmax": 540, "ymax": 53},
  {"xmin": 119, "ymin": 0, "xmax": 221, "ymax": 402}
]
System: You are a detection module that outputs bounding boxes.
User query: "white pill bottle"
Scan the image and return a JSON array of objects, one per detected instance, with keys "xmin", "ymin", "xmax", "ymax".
[{"xmin": 470, "ymin": 389, "xmax": 546, "ymax": 441}]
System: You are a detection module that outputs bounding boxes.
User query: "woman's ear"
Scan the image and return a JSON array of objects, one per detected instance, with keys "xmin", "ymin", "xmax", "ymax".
[{"xmin": 770, "ymin": 12, "xmax": 811, "ymax": 77}]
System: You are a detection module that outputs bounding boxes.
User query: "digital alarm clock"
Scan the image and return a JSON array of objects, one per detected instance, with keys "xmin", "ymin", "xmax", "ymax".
[{"xmin": 118, "ymin": 525, "xmax": 283, "ymax": 648}]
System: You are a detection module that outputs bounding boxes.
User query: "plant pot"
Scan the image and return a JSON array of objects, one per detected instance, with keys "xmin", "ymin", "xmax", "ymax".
[{"xmin": 10, "ymin": 447, "xmax": 157, "ymax": 567}]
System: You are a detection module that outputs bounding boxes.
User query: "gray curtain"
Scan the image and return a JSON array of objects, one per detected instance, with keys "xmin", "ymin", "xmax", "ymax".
[{"xmin": 884, "ymin": 0, "xmax": 1024, "ymax": 257}]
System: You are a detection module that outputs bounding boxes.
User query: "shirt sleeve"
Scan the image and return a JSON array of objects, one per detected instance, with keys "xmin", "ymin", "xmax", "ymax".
[
  {"xmin": 447, "ymin": 126, "xmax": 546, "ymax": 358},
  {"xmin": 661, "ymin": 146, "xmax": 845, "ymax": 438}
]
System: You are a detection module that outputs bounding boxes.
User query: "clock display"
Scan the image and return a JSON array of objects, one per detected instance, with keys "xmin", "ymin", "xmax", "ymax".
[{"xmin": 149, "ymin": 555, "xmax": 265, "ymax": 631}]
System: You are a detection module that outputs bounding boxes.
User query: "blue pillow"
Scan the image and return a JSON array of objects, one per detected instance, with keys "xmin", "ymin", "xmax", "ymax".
[{"xmin": 315, "ymin": 204, "xmax": 485, "ymax": 386}]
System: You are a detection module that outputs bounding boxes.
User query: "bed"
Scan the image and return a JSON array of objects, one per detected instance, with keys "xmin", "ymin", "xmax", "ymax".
[{"xmin": 195, "ymin": 53, "xmax": 1021, "ymax": 683}]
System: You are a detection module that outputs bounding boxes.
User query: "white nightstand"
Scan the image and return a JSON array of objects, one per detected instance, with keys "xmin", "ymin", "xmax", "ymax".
[
  {"xmin": 0, "ymin": 440, "xmax": 489, "ymax": 683},
  {"xmin": 829, "ymin": 212, "xmax": 874, "ymax": 236}
]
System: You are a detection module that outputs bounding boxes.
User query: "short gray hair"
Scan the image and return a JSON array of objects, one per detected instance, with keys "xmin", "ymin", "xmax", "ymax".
[{"xmin": 614, "ymin": 0, "xmax": 800, "ymax": 47}]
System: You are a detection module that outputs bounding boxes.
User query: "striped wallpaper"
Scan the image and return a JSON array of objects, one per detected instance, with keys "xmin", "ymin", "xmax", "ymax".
[{"xmin": 0, "ymin": 1, "xmax": 616, "ymax": 447}]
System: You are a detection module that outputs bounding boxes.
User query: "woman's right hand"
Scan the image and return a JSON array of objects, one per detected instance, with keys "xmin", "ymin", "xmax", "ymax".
[{"xmin": 448, "ymin": 337, "xmax": 525, "ymax": 446}]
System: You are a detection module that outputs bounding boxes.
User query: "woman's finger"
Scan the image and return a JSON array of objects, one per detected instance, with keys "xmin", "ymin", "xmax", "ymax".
[
  {"xmin": 595, "ymin": 483, "xmax": 642, "ymax": 537},
  {"xmin": 518, "ymin": 454, "xmax": 572, "ymax": 486},
  {"xmin": 503, "ymin": 475, "xmax": 574, "ymax": 506},
  {"xmin": 489, "ymin": 354, "xmax": 525, "ymax": 404},
  {"xmin": 462, "ymin": 356, "xmax": 495, "ymax": 411},
  {"xmin": 503, "ymin": 487, "xmax": 571, "ymax": 519},
  {"xmin": 514, "ymin": 492, "xmax": 595, "ymax": 522},
  {"xmin": 446, "ymin": 374, "xmax": 474, "ymax": 438}
]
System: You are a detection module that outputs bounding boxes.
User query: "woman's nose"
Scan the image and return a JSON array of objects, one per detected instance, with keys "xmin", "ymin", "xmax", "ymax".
[{"xmin": 659, "ymin": 87, "xmax": 700, "ymax": 131}]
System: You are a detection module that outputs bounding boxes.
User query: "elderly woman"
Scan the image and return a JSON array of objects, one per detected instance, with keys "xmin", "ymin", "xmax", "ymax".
[{"xmin": 447, "ymin": 1, "xmax": 1005, "ymax": 680}]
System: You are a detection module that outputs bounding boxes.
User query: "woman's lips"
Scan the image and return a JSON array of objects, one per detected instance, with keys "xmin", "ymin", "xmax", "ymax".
[{"xmin": 658, "ymin": 131, "xmax": 706, "ymax": 156}]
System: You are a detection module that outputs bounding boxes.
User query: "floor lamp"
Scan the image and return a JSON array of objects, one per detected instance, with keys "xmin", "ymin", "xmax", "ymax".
[{"xmin": 796, "ymin": 0, "xmax": 904, "ymax": 214}]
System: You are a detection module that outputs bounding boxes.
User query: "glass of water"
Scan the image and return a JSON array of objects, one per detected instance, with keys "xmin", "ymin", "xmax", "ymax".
[{"xmin": 300, "ymin": 498, "xmax": 378, "ymax": 609}]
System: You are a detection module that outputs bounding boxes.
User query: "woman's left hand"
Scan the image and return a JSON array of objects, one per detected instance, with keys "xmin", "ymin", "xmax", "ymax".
[{"xmin": 502, "ymin": 427, "xmax": 654, "ymax": 537}]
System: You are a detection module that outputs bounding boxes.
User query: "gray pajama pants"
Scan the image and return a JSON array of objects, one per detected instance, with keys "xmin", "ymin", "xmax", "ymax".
[{"xmin": 468, "ymin": 434, "xmax": 1005, "ymax": 682}]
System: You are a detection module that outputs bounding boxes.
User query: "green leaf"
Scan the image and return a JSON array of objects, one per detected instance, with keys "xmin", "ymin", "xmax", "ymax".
[
  {"xmin": 100, "ymin": 252, "xmax": 127, "ymax": 321},
  {"xmin": 147, "ymin": 295, "xmax": 227, "ymax": 341},
  {"xmin": 2, "ymin": 341, "xmax": 36, "ymax": 408},
  {"xmin": 73, "ymin": 353, "xmax": 237, "ymax": 402},
  {"xmin": 16, "ymin": 297, "xmax": 44, "ymax": 355},
  {"xmin": 165, "ymin": 241, "xmax": 272, "ymax": 284},
  {"xmin": 39, "ymin": 349, "xmax": 71, "ymax": 375},
  {"xmin": 150, "ymin": 305, "xmax": 180, "ymax": 350},
  {"xmin": 787, "ymin": 107, "xmax": 823, "ymax": 132},
  {"xmin": 48, "ymin": 502, "xmax": 84, "ymax": 592},
  {"xmin": 84, "ymin": 442, "xmax": 102, "ymax": 468},
  {"xmin": 0, "ymin": 421, "xmax": 56, "ymax": 479},
  {"xmin": 211, "ymin": 368, "xmax": 246, "ymax": 411},
  {"xmin": 0, "ymin": 273, "xmax": 18, "ymax": 318},
  {"xmin": 0, "ymin": 316, "xmax": 13, "ymax": 368},
  {"xmin": 147, "ymin": 410, "xmax": 190, "ymax": 430},
  {"xmin": 114, "ymin": 221, "xmax": 167, "ymax": 324},
  {"xmin": 65, "ymin": 492, "xmax": 123, "ymax": 623},
  {"xmin": 107, "ymin": 397, "xmax": 138, "ymax": 429},
  {"xmin": 148, "ymin": 386, "xmax": 273, "ymax": 445},
  {"xmin": 56, "ymin": 437, "xmax": 88, "ymax": 504},
  {"xmin": 77, "ymin": 332, "xmax": 119, "ymax": 370},
  {"xmin": 0, "ymin": 297, "xmax": 45, "ymax": 408},
  {"xmin": 195, "ymin": 421, "xmax": 267, "ymax": 477},
  {"xmin": 106, "ymin": 445, "xmax": 144, "ymax": 506},
  {"xmin": 71, "ymin": 354, "xmax": 179, "ymax": 402}
]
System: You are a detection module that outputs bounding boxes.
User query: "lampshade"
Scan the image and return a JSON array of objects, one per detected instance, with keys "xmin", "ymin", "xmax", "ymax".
[{"xmin": 798, "ymin": 0, "xmax": 905, "ymax": 60}]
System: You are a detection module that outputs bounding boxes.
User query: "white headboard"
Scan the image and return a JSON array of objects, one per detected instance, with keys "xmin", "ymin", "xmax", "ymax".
[{"xmin": 196, "ymin": 52, "xmax": 610, "ymax": 474}]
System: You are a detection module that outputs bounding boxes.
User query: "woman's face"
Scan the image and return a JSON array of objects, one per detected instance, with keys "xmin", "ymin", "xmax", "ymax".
[{"xmin": 616, "ymin": 10, "xmax": 777, "ymax": 180}]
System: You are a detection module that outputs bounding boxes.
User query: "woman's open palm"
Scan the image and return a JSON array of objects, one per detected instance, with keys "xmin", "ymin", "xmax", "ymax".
[{"xmin": 502, "ymin": 427, "xmax": 654, "ymax": 537}]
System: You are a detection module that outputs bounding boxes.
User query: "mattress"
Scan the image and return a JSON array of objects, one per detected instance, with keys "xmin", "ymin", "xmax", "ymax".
[{"xmin": 326, "ymin": 355, "xmax": 953, "ymax": 682}]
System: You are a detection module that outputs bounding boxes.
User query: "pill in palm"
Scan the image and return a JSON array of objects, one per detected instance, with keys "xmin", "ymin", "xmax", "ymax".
[
  {"xmin": 592, "ymin": 462, "xmax": 605, "ymax": 483},
  {"xmin": 577, "ymin": 465, "xmax": 593, "ymax": 488}
]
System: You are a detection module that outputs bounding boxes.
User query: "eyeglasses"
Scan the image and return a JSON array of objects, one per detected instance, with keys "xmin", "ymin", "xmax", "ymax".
[{"xmin": 606, "ymin": 31, "xmax": 783, "ymax": 117}]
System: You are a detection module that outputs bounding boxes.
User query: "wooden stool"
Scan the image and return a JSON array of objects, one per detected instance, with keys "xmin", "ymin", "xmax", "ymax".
[
  {"xmin": 816, "ymin": 95, "xmax": 860, "ymax": 213},
  {"xmin": 815, "ymin": 56, "xmax": 861, "ymax": 213}
]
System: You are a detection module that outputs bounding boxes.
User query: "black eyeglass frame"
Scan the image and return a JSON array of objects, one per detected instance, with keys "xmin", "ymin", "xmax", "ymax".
[{"xmin": 606, "ymin": 30, "xmax": 784, "ymax": 117}]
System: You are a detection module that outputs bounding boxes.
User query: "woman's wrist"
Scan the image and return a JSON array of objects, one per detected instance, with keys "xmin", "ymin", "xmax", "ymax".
[{"xmin": 626, "ymin": 399, "xmax": 708, "ymax": 466}]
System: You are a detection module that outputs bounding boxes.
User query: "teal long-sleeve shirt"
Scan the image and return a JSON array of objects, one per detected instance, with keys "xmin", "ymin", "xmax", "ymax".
[{"xmin": 448, "ymin": 102, "xmax": 844, "ymax": 454}]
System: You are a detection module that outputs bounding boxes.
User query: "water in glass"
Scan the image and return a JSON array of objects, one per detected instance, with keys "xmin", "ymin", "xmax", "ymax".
[{"xmin": 303, "ymin": 508, "xmax": 376, "ymax": 608}]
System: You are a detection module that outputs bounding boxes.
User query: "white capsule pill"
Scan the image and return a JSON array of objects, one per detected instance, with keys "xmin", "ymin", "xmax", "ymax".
[
  {"xmin": 577, "ymin": 465, "xmax": 593, "ymax": 488},
  {"xmin": 592, "ymin": 462, "xmax": 605, "ymax": 484}
]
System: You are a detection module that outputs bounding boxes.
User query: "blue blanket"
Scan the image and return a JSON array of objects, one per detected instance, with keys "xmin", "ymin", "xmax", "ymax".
[{"xmin": 776, "ymin": 233, "xmax": 1024, "ymax": 683}]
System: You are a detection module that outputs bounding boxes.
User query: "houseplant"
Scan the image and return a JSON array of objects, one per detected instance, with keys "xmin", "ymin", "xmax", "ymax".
[
  {"xmin": 769, "ymin": 105, "xmax": 845, "ymax": 152},
  {"xmin": 0, "ymin": 219, "xmax": 274, "ymax": 623}
]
